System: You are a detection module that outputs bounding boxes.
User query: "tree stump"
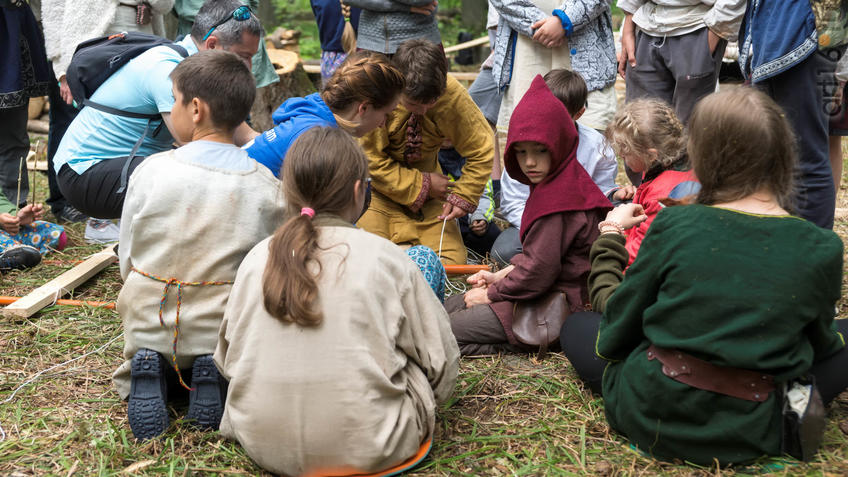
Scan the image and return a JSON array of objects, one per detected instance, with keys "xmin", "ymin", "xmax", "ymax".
[{"xmin": 249, "ymin": 48, "xmax": 317, "ymax": 133}]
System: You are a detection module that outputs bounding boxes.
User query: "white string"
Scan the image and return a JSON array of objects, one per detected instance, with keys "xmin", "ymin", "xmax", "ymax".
[
  {"xmin": 0, "ymin": 333, "xmax": 123, "ymax": 442},
  {"xmin": 436, "ymin": 216, "xmax": 468, "ymax": 295},
  {"xmin": 437, "ymin": 216, "xmax": 447, "ymax": 260}
]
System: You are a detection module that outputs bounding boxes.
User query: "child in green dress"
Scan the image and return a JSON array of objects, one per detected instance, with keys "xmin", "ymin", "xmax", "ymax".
[{"xmin": 562, "ymin": 87, "xmax": 848, "ymax": 465}]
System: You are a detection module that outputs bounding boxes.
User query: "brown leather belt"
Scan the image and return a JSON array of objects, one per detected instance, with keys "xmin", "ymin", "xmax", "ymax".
[{"xmin": 646, "ymin": 344, "xmax": 775, "ymax": 402}]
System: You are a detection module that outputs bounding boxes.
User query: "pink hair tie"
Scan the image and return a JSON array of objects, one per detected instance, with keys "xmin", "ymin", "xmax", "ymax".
[{"xmin": 300, "ymin": 207, "xmax": 315, "ymax": 218}]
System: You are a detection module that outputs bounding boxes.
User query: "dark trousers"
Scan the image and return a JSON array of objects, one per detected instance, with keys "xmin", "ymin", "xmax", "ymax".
[
  {"xmin": 459, "ymin": 216, "xmax": 501, "ymax": 258},
  {"xmin": 561, "ymin": 312, "xmax": 848, "ymax": 404},
  {"xmin": 47, "ymin": 64, "xmax": 79, "ymax": 214},
  {"xmin": 0, "ymin": 103, "xmax": 30, "ymax": 206},
  {"xmin": 755, "ymin": 51, "xmax": 836, "ymax": 229},
  {"xmin": 445, "ymin": 294, "xmax": 522, "ymax": 356},
  {"xmin": 624, "ymin": 27, "xmax": 727, "ymax": 186},
  {"xmin": 490, "ymin": 226, "xmax": 522, "ymax": 267},
  {"xmin": 57, "ymin": 156, "xmax": 145, "ymax": 219}
]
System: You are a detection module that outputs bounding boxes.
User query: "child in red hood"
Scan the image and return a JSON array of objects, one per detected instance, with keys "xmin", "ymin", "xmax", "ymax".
[{"xmin": 444, "ymin": 75, "xmax": 612, "ymax": 356}]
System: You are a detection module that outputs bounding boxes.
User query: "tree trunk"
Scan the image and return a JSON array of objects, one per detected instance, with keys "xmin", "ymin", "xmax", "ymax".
[{"xmin": 249, "ymin": 48, "xmax": 317, "ymax": 133}]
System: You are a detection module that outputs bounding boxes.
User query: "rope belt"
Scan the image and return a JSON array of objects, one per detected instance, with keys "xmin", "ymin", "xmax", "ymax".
[{"xmin": 131, "ymin": 267, "xmax": 233, "ymax": 390}]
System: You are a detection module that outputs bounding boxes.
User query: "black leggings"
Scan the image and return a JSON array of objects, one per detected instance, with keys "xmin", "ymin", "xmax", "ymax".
[
  {"xmin": 561, "ymin": 312, "xmax": 848, "ymax": 404},
  {"xmin": 57, "ymin": 157, "xmax": 146, "ymax": 219}
]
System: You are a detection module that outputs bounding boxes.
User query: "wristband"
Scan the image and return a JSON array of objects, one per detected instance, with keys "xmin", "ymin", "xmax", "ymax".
[
  {"xmin": 552, "ymin": 9, "xmax": 574, "ymax": 37},
  {"xmin": 598, "ymin": 220, "xmax": 624, "ymax": 235}
]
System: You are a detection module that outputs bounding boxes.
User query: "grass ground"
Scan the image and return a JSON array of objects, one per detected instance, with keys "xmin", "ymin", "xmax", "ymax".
[{"xmin": 2, "ymin": 137, "xmax": 848, "ymax": 476}]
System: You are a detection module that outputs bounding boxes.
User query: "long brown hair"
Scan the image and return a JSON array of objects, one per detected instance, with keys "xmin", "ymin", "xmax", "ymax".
[
  {"xmin": 262, "ymin": 127, "xmax": 369, "ymax": 326},
  {"xmin": 688, "ymin": 88, "xmax": 796, "ymax": 210},
  {"xmin": 321, "ymin": 51, "xmax": 404, "ymax": 131}
]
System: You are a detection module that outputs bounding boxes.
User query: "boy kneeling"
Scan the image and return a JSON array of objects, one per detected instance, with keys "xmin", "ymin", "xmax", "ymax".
[{"xmin": 113, "ymin": 50, "xmax": 284, "ymax": 440}]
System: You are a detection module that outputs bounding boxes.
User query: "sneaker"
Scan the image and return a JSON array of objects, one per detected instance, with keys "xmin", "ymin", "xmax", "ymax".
[
  {"xmin": 128, "ymin": 348, "xmax": 169, "ymax": 440},
  {"xmin": 53, "ymin": 205, "xmax": 88, "ymax": 224},
  {"xmin": 0, "ymin": 245, "xmax": 42, "ymax": 272},
  {"xmin": 84, "ymin": 218, "xmax": 120, "ymax": 244},
  {"xmin": 185, "ymin": 355, "xmax": 227, "ymax": 430}
]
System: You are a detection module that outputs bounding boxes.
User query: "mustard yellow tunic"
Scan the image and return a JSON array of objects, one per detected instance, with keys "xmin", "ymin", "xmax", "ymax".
[{"xmin": 357, "ymin": 75, "xmax": 494, "ymax": 265}]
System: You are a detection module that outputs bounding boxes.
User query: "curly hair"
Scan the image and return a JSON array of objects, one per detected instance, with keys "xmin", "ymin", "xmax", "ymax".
[{"xmin": 605, "ymin": 99, "xmax": 686, "ymax": 171}]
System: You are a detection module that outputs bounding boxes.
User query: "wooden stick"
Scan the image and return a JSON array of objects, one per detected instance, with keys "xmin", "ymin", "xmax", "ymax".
[
  {"xmin": 14, "ymin": 156, "xmax": 23, "ymax": 216},
  {"xmin": 0, "ymin": 296, "xmax": 115, "ymax": 310},
  {"xmin": 444, "ymin": 264, "xmax": 490, "ymax": 275},
  {"xmin": 31, "ymin": 140, "xmax": 39, "ymax": 206},
  {"xmin": 443, "ymin": 35, "xmax": 489, "ymax": 54},
  {"xmin": 1, "ymin": 245, "xmax": 117, "ymax": 318}
]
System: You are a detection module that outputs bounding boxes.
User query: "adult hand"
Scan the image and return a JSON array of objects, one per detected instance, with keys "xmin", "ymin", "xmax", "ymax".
[
  {"xmin": 467, "ymin": 269, "xmax": 497, "ymax": 288},
  {"xmin": 429, "ymin": 172, "xmax": 452, "ymax": 200},
  {"xmin": 410, "ymin": 0, "xmax": 437, "ymax": 15},
  {"xmin": 612, "ymin": 185, "xmax": 637, "ymax": 201},
  {"xmin": 618, "ymin": 14, "xmax": 636, "ymax": 78},
  {"xmin": 0, "ymin": 213, "xmax": 21, "ymax": 235},
  {"xmin": 464, "ymin": 286, "xmax": 492, "ymax": 307},
  {"xmin": 439, "ymin": 201, "xmax": 468, "ymax": 221},
  {"xmin": 470, "ymin": 219, "xmax": 488, "ymax": 236},
  {"xmin": 531, "ymin": 16, "xmax": 566, "ymax": 48},
  {"xmin": 606, "ymin": 203, "xmax": 647, "ymax": 230},
  {"xmin": 707, "ymin": 29, "xmax": 721, "ymax": 55},
  {"xmin": 58, "ymin": 75, "xmax": 73, "ymax": 105}
]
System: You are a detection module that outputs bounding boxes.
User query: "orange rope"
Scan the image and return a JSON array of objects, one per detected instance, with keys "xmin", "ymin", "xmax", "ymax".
[{"xmin": 0, "ymin": 296, "xmax": 115, "ymax": 308}]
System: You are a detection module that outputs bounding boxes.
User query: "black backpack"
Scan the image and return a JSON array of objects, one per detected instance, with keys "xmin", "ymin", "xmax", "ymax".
[{"xmin": 65, "ymin": 31, "xmax": 188, "ymax": 193}]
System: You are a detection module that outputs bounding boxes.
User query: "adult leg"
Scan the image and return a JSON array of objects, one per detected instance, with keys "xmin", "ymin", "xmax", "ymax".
[
  {"xmin": 665, "ymin": 27, "xmax": 726, "ymax": 125},
  {"xmin": 757, "ymin": 51, "xmax": 835, "ymax": 228},
  {"xmin": 56, "ymin": 155, "xmax": 146, "ymax": 219},
  {"xmin": 490, "ymin": 226, "xmax": 521, "ymax": 267},
  {"xmin": 446, "ymin": 295, "xmax": 521, "ymax": 356},
  {"xmin": 0, "ymin": 103, "xmax": 30, "ymax": 206},
  {"xmin": 809, "ymin": 319, "xmax": 848, "ymax": 405},
  {"xmin": 624, "ymin": 31, "xmax": 675, "ymax": 186},
  {"xmin": 560, "ymin": 311, "xmax": 606, "ymax": 395},
  {"xmin": 46, "ymin": 65, "xmax": 82, "ymax": 219}
]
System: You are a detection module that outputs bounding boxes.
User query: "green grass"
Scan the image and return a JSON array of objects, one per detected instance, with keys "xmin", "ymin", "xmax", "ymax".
[{"xmin": 2, "ymin": 140, "xmax": 848, "ymax": 474}]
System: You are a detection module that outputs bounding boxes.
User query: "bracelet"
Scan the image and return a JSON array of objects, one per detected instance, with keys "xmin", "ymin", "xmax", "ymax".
[{"xmin": 598, "ymin": 220, "xmax": 624, "ymax": 235}]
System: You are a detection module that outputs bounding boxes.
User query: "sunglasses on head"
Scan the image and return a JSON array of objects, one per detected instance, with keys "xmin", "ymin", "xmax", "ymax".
[{"xmin": 201, "ymin": 5, "xmax": 252, "ymax": 42}]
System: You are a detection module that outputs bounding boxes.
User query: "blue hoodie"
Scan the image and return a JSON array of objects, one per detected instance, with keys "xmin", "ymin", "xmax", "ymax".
[{"xmin": 245, "ymin": 93, "xmax": 338, "ymax": 177}]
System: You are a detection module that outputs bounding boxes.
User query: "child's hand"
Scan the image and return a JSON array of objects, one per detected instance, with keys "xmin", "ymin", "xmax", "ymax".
[
  {"xmin": 16, "ymin": 203, "xmax": 43, "ymax": 226},
  {"xmin": 0, "ymin": 213, "xmax": 21, "ymax": 235},
  {"xmin": 410, "ymin": 0, "xmax": 437, "ymax": 15},
  {"xmin": 467, "ymin": 270, "xmax": 497, "ymax": 288},
  {"xmin": 464, "ymin": 286, "xmax": 492, "ymax": 307},
  {"xmin": 470, "ymin": 219, "xmax": 488, "ymax": 236},
  {"xmin": 613, "ymin": 185, "xmax": 637, "ymax": 201},
  {"xmin": 606, "ymin": 203, "xmax": 648, "ymax": 230},
  {"xmin": 429, "ymin": 172, "xmax": 453, "ymax": 201},
  {"xmin": 531, "ymin": 16, "xmax": 566, "ymax": 48}
]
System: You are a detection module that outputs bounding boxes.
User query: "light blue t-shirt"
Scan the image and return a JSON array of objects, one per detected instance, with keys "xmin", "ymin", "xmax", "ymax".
[{"xmin": 54, "ymin": 35, "xmax": 199, "ymax": 175}]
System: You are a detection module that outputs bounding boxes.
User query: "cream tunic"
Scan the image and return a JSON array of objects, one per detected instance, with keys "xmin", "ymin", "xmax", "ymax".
[
  {"xmin": 215, "ymin": 220, "xmax": 460, "ymax": 476},
  {"xmin": 113, "ymin": 147, "xmax": 285, "ymax": 398}
]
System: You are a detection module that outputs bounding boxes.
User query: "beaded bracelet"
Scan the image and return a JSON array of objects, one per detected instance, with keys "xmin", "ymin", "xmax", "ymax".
[{"xmin": 597, "ymin": 220, "xmax": 624, "ymax": 235}]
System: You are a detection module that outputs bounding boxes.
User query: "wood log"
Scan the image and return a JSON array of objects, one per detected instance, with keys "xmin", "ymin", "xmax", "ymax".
[
  {"xmin": 27, "ymin": 119, "xmax": 49, "ymax": 134},
  {"xmin": 1, "ymin": 246, "xmax": 117, "ymax": 318},
  {"xmin": 249, "ymin": 49, "xmax": 317, "ymax": 133}
]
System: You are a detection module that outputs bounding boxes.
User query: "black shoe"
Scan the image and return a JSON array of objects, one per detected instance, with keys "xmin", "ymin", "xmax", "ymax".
[
  {"xmin": 0, "ymin": 245, "xmax": 42, "ymax": 272},
  {"xmin": 128, "ymin": 348, "xmax": 169, "ymax": 440},
  {"xmin": 185, "ymin": 355, "xmax": 226, "ymax": 430},
  {"xmin": 53, "ymin": 205, "xmax": 88, "ymax": 224}
]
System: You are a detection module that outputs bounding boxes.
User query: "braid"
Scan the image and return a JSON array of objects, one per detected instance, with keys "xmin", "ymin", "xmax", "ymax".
[
  {"xmin": 321, "ymin": 51, "xmax": 404, "ymax": 113},
  {"xmin": 606, "ymin": 99, "xmax": 686, "ymax": 169}
]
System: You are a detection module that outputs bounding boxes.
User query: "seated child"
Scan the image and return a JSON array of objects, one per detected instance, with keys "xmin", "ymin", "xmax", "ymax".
[
  {"xmin": 444, "ymin": 75, "xmax": 612, "ymax": 356},
  {"xmin": 491, "ymin": 69, "xmax": 633, "ymax": 266},
  {"xmin": 605, "ymin": 99, "xmax": 699, "ymax": 265},
  {"xmin": 215, "ymin": 126, "xmax": 459, "ymax": 475},
  {"xmin": 562, "ymin": 88, "xmax": 848, "ymax": 465},
  {"xmin": 357, "ymin": 39, "xmax": 494, "ymax": 265},
  {"xmin": 246, "ymin": 50, "xmax": 404, "ymax": 178},
  {"xmin": 113, "ymin": 50, "xmax": 285, "ymax": 440},
  {"xmin": 0, "ymin": 198, "xmax": 66, "ymax": 272}
]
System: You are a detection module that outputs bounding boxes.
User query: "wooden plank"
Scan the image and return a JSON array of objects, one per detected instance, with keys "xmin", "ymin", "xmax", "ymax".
[
  {"xmin": 448, "ymin": 71, "xmax": 479, "ymax": 82},
  {"xmin": 1, "ymin": 246, "xmax": 117, "ymax": 318},
  {"xmin": 303, "ymin": 63, "xmax": 320, "ymax": 74},
  {"xmin": 26, "ymin": 149, "xmax": 48, "ymax": 172},
  {"xmin": 443, "ymin": 36, "xmax": 489, "ymax": 54}
]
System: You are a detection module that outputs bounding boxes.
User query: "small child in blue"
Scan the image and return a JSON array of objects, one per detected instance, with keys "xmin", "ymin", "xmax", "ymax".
[{"xmin": 0, "ymin": 193, "xmax": 66, "ymax": 272}]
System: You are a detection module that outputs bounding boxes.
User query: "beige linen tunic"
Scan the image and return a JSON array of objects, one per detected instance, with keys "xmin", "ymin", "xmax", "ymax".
[
  {"xmin": 113, "ymin": 148, "xmax": 285, "ymax": 398},
  {"xmin": 215, "ymin": 220, "xmax": 460, "ymax": 476}
]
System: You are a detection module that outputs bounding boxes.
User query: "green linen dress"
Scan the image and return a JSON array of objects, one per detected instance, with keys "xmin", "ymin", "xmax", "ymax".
[{"xmin": 597, "ymin": 204, "xmax": 846, "ymax": 465}]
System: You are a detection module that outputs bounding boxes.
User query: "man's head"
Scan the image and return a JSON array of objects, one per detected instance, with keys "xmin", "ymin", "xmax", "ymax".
[
  {"xmin": 191, "ymin": 0, "xmax": 262, "ymax": 68},
  {"xmin": 169, "ymin": 50, "xmax": 256, "ymax": 142},
  {"xmin": 392, "ymin": 39, "xmax": 448, "ymax": 115},
  {"xmin": 543, "ymin": 69, "xmax": 588, "ymax": 120}
]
